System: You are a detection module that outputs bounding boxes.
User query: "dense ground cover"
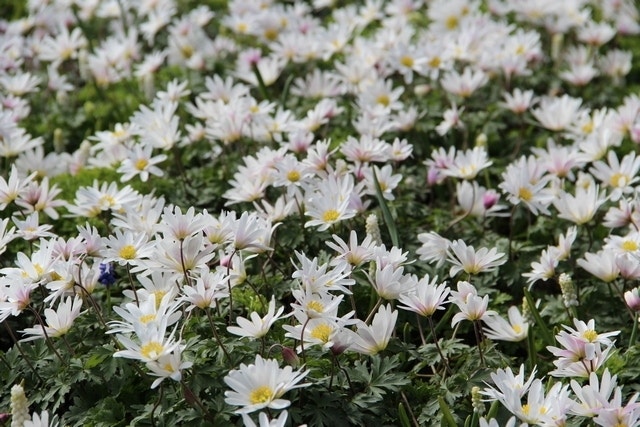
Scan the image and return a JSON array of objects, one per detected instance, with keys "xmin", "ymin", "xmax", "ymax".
[{"xmin": 2, "ymin": 0, "xmax": 640, "ymax": 426}]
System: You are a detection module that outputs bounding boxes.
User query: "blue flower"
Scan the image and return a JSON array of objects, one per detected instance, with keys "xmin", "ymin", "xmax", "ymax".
[{"xmin": 98, "ymin": 262, "xmax": 117, "ymax": 286}]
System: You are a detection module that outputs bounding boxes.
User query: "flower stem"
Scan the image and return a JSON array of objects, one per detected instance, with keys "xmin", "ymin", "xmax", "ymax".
[{"xmin": 205, "ymin": 308, "xmax": 232, "ymax": 367}]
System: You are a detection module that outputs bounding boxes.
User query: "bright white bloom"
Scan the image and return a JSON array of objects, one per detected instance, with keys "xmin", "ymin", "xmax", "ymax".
[
  {"xmin": 20, "ymin": 296, "xmax": 84, "ymax": 341},
  {"xmin": 349, "ymin": 304, "xmax": 398, "ymax": 355},
  {"xmin": 227, "ymin": 296, "xmax": 287, "ymax": 339},
  {"xmin": 224, "ymin": 355, "xmax": 309, "ymax": 414},
  {"xmin": 446, "ymin": 240, "xmax": 506, "ymax": 277},
  {"xmin": 397, "ymin": 274, "xmax": 450, "ymax": 317},
  {"xmin": 483, "ymin": 306, "xmax": 529, "ymax": 342}
]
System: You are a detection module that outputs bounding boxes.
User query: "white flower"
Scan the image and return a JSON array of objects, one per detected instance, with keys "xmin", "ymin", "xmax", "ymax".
[
  {"xmin": 446, "ymin": 240, "xmax": 506, "ymax": 277},
  {"xmin": 224, "ymin": 355, "xmax": 309, "ymax": 414},
  {"xmin": 227, "ymin": 296, "xmax": 288, "ymax": 339},
  {"xmin": 20, "ymin": 296, "xmax": 84, "ymax": 341},
  {"xmin": 349, "ymin": 304, "xmax": 398, "ymax": 355}
]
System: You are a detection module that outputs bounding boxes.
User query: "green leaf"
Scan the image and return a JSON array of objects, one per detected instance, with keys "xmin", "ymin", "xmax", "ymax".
[
  {"xmin": 523, "ymin": 288, "xmax": 555, "ymax": 347},
  {"xmin": 438, "ymin": 396, "xmax": 458, "ymax": 427},
  {"xmin": 373, "ymin": 169, "xmax": 399, "ymax": 248}
]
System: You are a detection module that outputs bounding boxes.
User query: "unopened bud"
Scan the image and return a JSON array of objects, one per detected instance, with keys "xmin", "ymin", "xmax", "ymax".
[{"xmin": 282, "ymin": 346, "xmax": 300, "ymax": 368}]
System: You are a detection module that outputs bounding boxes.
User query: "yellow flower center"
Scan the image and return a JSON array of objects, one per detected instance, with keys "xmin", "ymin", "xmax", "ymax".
[
  {"xmin": 287, "ymin": 170, "xmax": 301, "ymax": 182},
  {"xmin": 307, "ymin": 300, "xmax": 324, "ymax": 313},
  {"xmin": 583, "ymin": 329, "xmax": 598, "ymax": 342},
  {"xmin": 581, "ymin": 121, "xmax": 594, "ymax": 134},
  {"xmin": 99, "ymin": 194, "xmax": 116, "ymax": 207},
  {"xmin": 518, "ymin": 187, "xmax": 533, "ymax": 202},
  {"xmin": 376, "ymin": 94, "xmax": 390, "ymax": 107},
  {"xmin": 135, "ymin": 158, "xmax": 149, "ymax": 171},
  {"xmin": 119, "ymin": 245, "xmax": 137, "ymax": 260},
  {"xmin": 236, "ymin": 22, "xmax": 248, "ymax": 33},
  {"xmin": 428, "ymin": 57, "xmax": 441, "ymax": 68},
  {"xmin": 249, "ymin": 385, "xmax": 273, "ymax": 405},
  {"xmin": 400, "ymin": 55, "xmax": 414, "ymax": 68},
  {"xmin": 264, "ymin": 28, "xmax": 278, "ymax": 41},
  {"xmin": 180, "ymin": 44, "xmax": 194, "ymax": 59},
  {"xmin": 139, "ymin": 314, "xmax": 156, "ymax": 324},
  {"xmin": 322, "ymin": 209, "xmax": 340, "ymax": 223},
  {"xmin": 152, "ymin": 290, "xmax": 166, "ymax": 309},
  {"xmin": 622, "ymin": 240, "xmax": 638, "ymax": 252},
  {"xmin": 512, "ymin": 324, "xmax": 523, "ymax": 334},
  {"xmin": 140, "ymin": 341, "xmax": 164, "ymax": 360},
  {"xmin": 445, "ymin": 16, "xmax": 459, "ymax": 30},
  {"xmin": 522, "ymin": 404, "xmax": 530, "ymax": 415},
  {"xmin": 310, "ymin": 323, "xmax": 332, "ymax": 343},
  {"xmin": 610, "ymin": 172, "xmax": 629, "ymax": 188}
]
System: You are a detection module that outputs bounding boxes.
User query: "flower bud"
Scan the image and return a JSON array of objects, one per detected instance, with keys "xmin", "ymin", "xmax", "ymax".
[{"xmin": 281, "ymin": 346, "xmax": 300, "ymax": 368}]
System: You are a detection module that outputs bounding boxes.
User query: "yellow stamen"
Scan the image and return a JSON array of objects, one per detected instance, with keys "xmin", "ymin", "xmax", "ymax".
[
  {"xmin": 140, "ymin": 341, "xmax": 163, "ymax": 360},
  {"xmin": 400, "ymin": 55, "xmax": 414, "ymax": 68},
  {"xmin": 249, "ymin": 385, "xmax": 273, "ymax": 405},
  {"xmin": 287, "ymin": 170, "xmax": 301, "ymax": 182},
  {"xmin": 307, "ymin": 300, "xmax": 324, "ymax": 313},
  {"xmin": 322, "ymin": 209, "xmax": 340, "ymax": 223},
  {"xmin": 310, "ymin": 323, "xmax": 332, "ymax": 343},
  {"xmin": 135, "ymin": 158, "xmax": 149, "ymax": 171},
  {"xmin": 518, "ymin": 187, "xmax": 533, "ymax": 202},
  {"xmin": 119, "ymin": 245, "xmax": 137, "ymax": 260},
  {"xmin": 583, "ymin": 329, "xmax": 598, "ymax": 342}
]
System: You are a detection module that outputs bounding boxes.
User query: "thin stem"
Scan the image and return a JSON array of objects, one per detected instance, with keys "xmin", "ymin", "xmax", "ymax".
[
  {"xmin": 299, "ymin": 317, "xmax": 310, "ymax": 366},
  {"xmin": 428, "ymin": 316, "xmax": 451, "ymax": 375},
  {"xmin": 179, "ymin": 239, "xmax": 192, "ymax": 287},
  {"xmin": 416, "ymin": 314, "xmax": 426, "ymax": 347},
  {"xmin": 3, "ymin": 322, "xmax": 44, "ymax": 383},
  {"xmin": 473, "ymin": 320, "xmax": 485, "ymax": 367},
  {"xmin": 205, "ymin": 308, "xmax": 232, "ymax": 367},
  {"xmin": 365, "ymin": 297, "xmax": 383, "ymax": 325},
  {"xmin": 401, "ymin": 391, "xmax": 420, "ymax": 427},
  {"xmin": 150, "ymin": 383, "xmax": 163, "ymax": 427},
  {"xmin": 125, "ymin": 263, "xmax": 140, "ymax": 307},
  {"xmin": 28, "ymin": 307, "xmax": 66, "ymax": 364},
  {"xmin": 226, "ymin": 249, "xmax": 237, "ymax": 326}
]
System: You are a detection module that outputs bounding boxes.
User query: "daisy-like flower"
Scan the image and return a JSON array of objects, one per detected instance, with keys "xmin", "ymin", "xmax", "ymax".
[
  {"xmin": 326, "ymin": 230, "xmax": 375, "ymax": 271},
  {"xmin": 369, "ymin": 264, "xmax": 415, "ymax": 301},
  {"xmin": 547, "ymin": 318, "xmax": 620, "ymax": 378},
  {"xmin": 450, "ymin": 281, "xmax": 496, "ymax": 326},
  {"xmin": 224, "ymin": 355, "xmax": 309, "ymax": 414},
  {"xmin": 304, "ymin": 173, "xmax": 359, "ymax": 231},
  {"xmin": 590, "ymin": 150, "xmax": 640, "ymax": 201},
  {"xmin": 146, "ymin": 345, "xmax": 193, "ymax": 389},
  {"xmin": 102, "ymin": 229, "xmax": 156, "ymax": 266},
  {"xmin": 499, "ymin": 156, "xmax": 553, "ymax": 215},
  {"xmin": 440, "ymin": 66, "xmax": 489, "ymax": 98},
  {"xmin": 553, "ymin": 183, "xmax": 605, "ymax": 225},
  {"xmin": 441, "ymin": 146, "xmax": 492, "ymax": 180},
  {"xmin": 20, "ymin": 296, "xmax": 84, "ymax": 341},
  {"xmin": 349, "ymin": 304, "xmax": 398, "ymax": 355},
  {"xmin": 531, "ymin": 94, "xmax": 583, "ymax": 131},
  {"xmin": 569, "ymin": 369, "xmax": 618, "ymax": 418},
  {"xmin": 117, "ymin": 143, "xmax": 168, "ymax": 182},
  {"xmin": 446, "ymin": 240, "xmax": 506, "ymax": 277},
  {"xmin": 500, "ymin": 88, "xmax": 536, "ymax": 114},
  {"xmin": 577, "ymin": 250, "xmax": 620, "ymax": 283},
  {"xmin": 241, "ymin": 410, "xmax": 289, "ymax": 427},
  {"xmin": 483, "ymin": 306, "xmax": 529, "ymax": 342},
  {"xmin": 397, "ymin": 274, "xmax": 450, "ymax": 317},
  {"xmin": 416, "ymin": 231, "xmax": 451, "ymax": 268},
  {"xmin": 435, "ymin": 103, "xmax": 464, "ymax": 136},
  {"xmin": 227, "ymin": 296, "xmax": 287, "ymax": 339}
]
